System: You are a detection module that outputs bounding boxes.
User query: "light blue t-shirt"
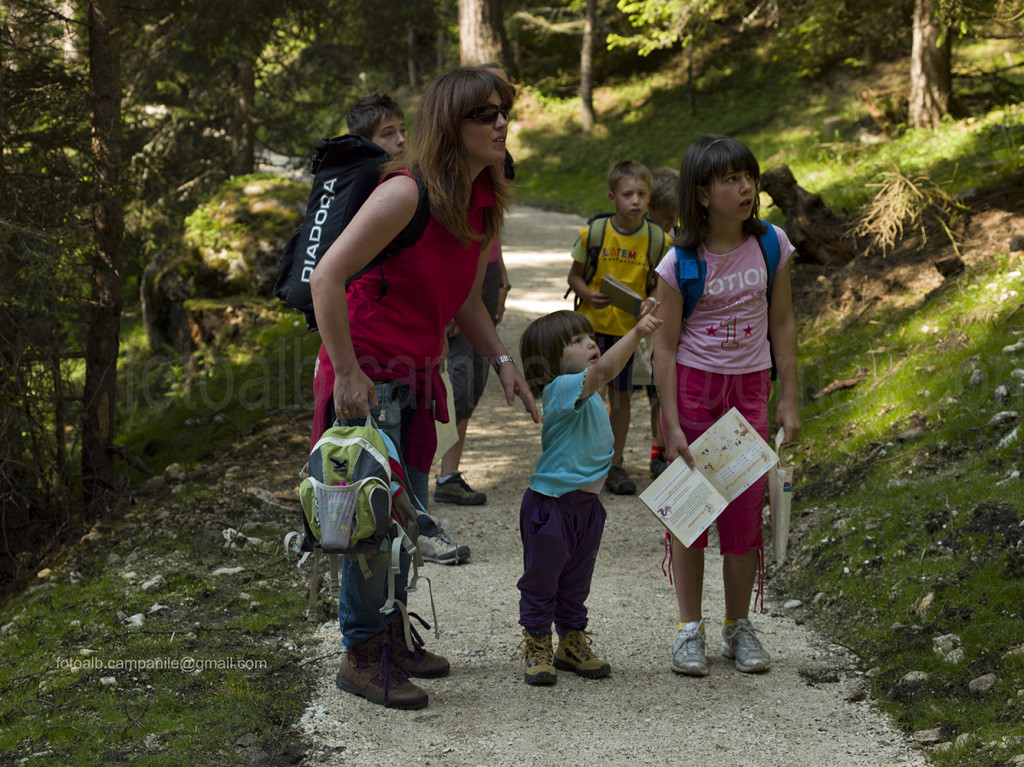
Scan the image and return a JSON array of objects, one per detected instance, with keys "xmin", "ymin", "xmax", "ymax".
[{"xmin": 529, "ymin": 370, "xmax": 614, "ymax": 497}]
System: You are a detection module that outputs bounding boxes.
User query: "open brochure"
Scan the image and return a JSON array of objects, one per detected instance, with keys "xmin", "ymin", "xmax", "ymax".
[
  {"xmin": 640, "ymin": 408, "xmax": 777, "ymax": 547},
  {"xmin": 599, "ymin": 273, "xmax": 644, "ymax": 316}
]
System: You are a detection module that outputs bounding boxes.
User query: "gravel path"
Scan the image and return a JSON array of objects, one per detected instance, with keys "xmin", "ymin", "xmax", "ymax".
[{"xmin": 297, "ymin": 207, "xmax": 928, "ymax": 767}]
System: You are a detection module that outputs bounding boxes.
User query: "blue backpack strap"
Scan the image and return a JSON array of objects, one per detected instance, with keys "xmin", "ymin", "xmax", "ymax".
[
  {"xmin": 755, "ymin": 221, "xmax": 782, "ymax": 380},
  {"xmin": 674, "ymin": 246, "xmax": 706, "ymax": 320},
  {"xmin": 756, "ymin": 222, "xmax": 781, "ymax": 305}
]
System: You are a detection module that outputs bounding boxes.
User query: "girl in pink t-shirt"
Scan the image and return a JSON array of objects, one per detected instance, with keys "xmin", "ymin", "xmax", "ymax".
[{"xmin": 652, "ymin": 135, "xmax": 801, "ymax": 678}]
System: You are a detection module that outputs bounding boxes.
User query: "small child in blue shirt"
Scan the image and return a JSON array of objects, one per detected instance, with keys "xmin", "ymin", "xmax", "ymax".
[{"xmin": 516, "ymin": 307, "xmax": 661, "ymax": 685}]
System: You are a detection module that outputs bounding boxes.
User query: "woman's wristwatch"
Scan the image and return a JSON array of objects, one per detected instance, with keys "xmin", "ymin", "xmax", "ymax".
[{"xmin": 492, "ymin": 354, "xmax": 514, "ymax": 373}]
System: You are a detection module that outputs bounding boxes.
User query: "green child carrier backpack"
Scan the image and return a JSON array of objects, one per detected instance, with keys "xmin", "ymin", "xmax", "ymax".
[
  {"xmin": 284, "ymin": 418, "xmax": 435, "ymax": 639},
  {"xmin": 299, "ymin": 422, "xmax": 393, "ymax": 560}
]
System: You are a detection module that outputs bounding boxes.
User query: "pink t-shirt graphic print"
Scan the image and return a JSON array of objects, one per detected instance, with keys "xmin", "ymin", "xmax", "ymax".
[{"xmin": 655, "ymin": 225, "xmax": 793, "ymax": 375}]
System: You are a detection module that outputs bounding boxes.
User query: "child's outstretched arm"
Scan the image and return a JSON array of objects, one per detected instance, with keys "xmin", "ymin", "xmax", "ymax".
[
  {"xmin": 652, "ymin": 276, "xmax": 696, "ymax": 470},
  {"xmin": 580, "ymin": 307, "xmax": 662, "ymax": 399},
  {"xmin": 767, "ymin": 263, "xmax": 801, "ymax": 445},
  {"xmin": 568, "ymin": 260, "xmax": 611, "ymax": 309}
]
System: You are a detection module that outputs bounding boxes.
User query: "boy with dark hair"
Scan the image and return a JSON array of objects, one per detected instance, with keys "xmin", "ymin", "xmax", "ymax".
[
  {"xmin": 567, "ymin": 160, "xmax": 668, "ymax": 494},
  {"xmin": 346, "ymin": 93, "xmax": 407, "ymax": 159}
]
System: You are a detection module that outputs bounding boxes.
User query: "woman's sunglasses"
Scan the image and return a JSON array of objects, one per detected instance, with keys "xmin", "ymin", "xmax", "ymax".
[{"xmin": 464, "ymin": 103, "xmax": 509, "ymax": 124}]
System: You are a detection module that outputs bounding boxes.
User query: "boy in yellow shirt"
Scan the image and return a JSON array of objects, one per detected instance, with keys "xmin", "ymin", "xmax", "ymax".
[{"xmin": 567, "ymin": 161, "xmax": 668, "ymax": 494}]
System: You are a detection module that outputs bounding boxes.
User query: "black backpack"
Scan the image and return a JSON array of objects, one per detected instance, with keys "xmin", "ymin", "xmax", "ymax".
[{"xmin": 273, "ymin": 134, "xmax": 430, "ymax": 331}]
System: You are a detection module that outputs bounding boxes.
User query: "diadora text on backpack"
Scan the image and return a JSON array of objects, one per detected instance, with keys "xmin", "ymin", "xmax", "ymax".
[{"xmin": 273, "ymin": 133, "xmax": 430, "ymax": 331}]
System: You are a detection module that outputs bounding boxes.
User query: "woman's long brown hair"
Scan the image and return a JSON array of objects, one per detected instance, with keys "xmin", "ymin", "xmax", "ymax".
[{"xmin": 391, "ymin": 67, "xmax": 515, "ymax": 247}]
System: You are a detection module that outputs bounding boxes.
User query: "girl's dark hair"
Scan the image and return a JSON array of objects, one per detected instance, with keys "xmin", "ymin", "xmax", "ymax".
[
  {"xmin": 675, "ymin": 134, "xmax": 767, "ymax": 251},
  {"xmin": 390, "ymin": 67, "xmax": 515, "ymax": 247},
  {"xmin": 519, "ymin": 310, "xmax": 595, "ymax": 399}
]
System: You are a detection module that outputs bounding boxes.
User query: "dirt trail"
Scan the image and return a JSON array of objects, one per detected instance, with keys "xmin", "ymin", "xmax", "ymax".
[{"xmin": 297, "ymin": 207, "xmax": 928, "ymax": 767}]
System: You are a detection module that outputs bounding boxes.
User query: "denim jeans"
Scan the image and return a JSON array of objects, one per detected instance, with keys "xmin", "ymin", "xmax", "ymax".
[{"xmin": 337, "ymin": 381, "xmax": 428, "ymax": 648}]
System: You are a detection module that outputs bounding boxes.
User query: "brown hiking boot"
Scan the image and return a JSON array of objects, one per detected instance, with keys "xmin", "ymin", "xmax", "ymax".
[
  {"xmin": 335, "ymin": 633, "xmax": 428, "ymax": 709},
  {"xmin": 555, "ymin": 628, "xmax": 611, "ymax": 678},
  {"xmin": 519, "ymin": 629, "xmax": 557, "ymax": 685},
  {"xmin": 387, "ymin": 613, "xmax": 450, "ymax": 679}
]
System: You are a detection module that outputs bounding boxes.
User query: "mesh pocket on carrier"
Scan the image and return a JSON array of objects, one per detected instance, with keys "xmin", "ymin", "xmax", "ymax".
[{"xmin": 309, "ymin": 478, "xmax": 359, "ymax": 551}]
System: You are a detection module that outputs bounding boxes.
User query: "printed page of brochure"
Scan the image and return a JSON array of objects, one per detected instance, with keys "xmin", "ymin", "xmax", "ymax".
[
  {"xmin": 640, "ymin": 457, "xmax": 729, "ymax": 547},
  {"xmin": 639, "ymin": 408, "xmax": 777, "ymax": 547},
  {"xmin": 691, "ymin": 408, "xmax": 777, "ymax": 501}
]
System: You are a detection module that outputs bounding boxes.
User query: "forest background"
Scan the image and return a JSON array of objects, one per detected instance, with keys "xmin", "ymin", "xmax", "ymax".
[{"xmin": 1, "ymin": 1, "xmax": 1023, "ymax": 764}]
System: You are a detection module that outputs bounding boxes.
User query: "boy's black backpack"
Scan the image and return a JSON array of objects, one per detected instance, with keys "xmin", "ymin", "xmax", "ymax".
[
  {"xmin": 564, "ymin": 213, "xmax": 665, "ymax": 308},
  {"xmin": 273, "ymin": 134, "xmax": 431, "ymax": 331}
]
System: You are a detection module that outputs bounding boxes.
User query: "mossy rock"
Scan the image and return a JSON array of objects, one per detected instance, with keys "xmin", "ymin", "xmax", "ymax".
[
  {"xmin": 141, "ymin": 174, "xmax": 308, "ymax": 352},
  {"xmin": 183, "ymin": 173, "xmax": 306, "ymax": 295}
]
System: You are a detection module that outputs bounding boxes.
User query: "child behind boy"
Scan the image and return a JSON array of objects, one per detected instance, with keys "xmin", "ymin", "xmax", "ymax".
[
  {"xmin": 516, "ymin": 308, "xmax": 662, "ymax": 685},
  {"xmin": 643, "ymin": 166, "xmax": 681, "ymax": 479},
  {"xmin": 567, "ymin": 161, "xmax": 668, "ymax": 495}
]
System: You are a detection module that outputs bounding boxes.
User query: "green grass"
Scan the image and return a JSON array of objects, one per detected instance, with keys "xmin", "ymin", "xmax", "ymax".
[
  {"xmin": 117, "ymin": 306, "xmax": 321, "ymax": 482},
  {"xmin": 0, "ymin": 466, "xmax": 312, "ymax": 766},
  {"xmin": 775, "ymin": 246, "xmax": 1024, "ymax": 765},
  {"xmin": 510, "ymin": 36, "xmax": 1023, "ymax": 218}
]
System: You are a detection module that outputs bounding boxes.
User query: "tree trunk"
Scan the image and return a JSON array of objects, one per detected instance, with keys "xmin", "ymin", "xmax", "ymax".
[
  {"xmin": 458, "ymin": 0, "xmax": 510, "ymax": 66},
  {"xmin": 760, "ymin": 164, "xmax": 855, "ymax": 267},
  {"xmin": 83, "ymin": 0, "xmax": 124, "ymax": 508},
  {"xmin": 908, "ymin": 0, "xmax": 952, "ymax": 128},
  {"xmin": 580, "ymin": 0, "xmax": 595, "ymax": 133},
  {"xmin": 407, "ymin": 25, "xmax": 417, "ymax": 89},
  {"xmin": 234, "ymin": 0, "xmax": 256, "ymax": 175}
]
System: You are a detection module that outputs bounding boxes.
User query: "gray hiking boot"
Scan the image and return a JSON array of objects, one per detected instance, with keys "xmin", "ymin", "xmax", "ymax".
[
  {"xmin": 721, "ymin": 618, "xmax": 771, "ymax": 673},
  {"xmin": 671, "ymin": 619, "xmax": 708, "ymax": 676},
  {"xmin": 335, "ymin": 633, "xmax": 429, "ymax": 709},
  {"xmin": 418, "ymin": 525, "xmax": 471, "ymax": 565}
]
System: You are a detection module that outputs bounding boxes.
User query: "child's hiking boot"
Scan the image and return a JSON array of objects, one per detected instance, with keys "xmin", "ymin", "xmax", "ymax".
[
  {"xmin": 519, "ymin": 630, "xmax": 557, "ymax": 685},
  {"xmin": 387, "ymin": 613, "xmax": 450, "ymax": 679},
  {"xmin": 721, "ymin": 618, "xmax": 771, "ymax": 673},
  {"xmin": 335, "ymin": 633, "xmax": 428, "ymax": 710},
  {"xmin": 650, "ymin": 455, "xmax": 668, "ymax": 479},
  {"xmin": 606, "ymin": 463, "xmax": 636, "ymax": 495},
  {"xmin": 671, "ymin": 619, "xmax": 708, "ymax": 677},
  {"xmin": 418, "ymin": 525, "xmax": 471, "ymax": 565},
  {"xmin": 434, "ymin": 470, "xmax": 486, "ymax": 505},
  {"xmin": 554, "ymin": 629, "xmax": 610, "ymax": 678}
]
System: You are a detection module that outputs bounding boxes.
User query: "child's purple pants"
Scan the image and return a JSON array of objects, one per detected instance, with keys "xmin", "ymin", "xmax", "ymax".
[{"xmin": 517, "ymin": 488, "xmax": 607, "ymax": 637}]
